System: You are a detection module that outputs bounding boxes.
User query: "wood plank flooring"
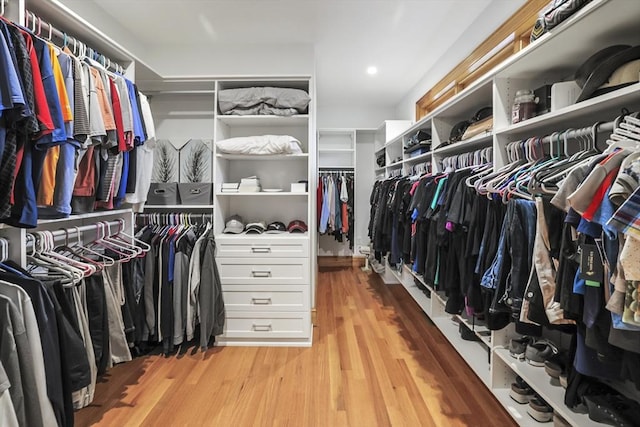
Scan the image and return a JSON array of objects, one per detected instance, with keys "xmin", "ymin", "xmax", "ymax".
[{"xmin": 75, "ymin": 266, "xmax": 517, "ymax": 426}]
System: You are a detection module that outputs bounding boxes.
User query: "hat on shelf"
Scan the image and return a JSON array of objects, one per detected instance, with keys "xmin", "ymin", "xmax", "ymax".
[
  {"xmin": 575, "ymin": 45, "xmax": 640, "ymax": 103},
  {"xmin": 223, "ymin": 215, "xmax": 245, "ymax": 234},
  {"xmin": 244, "ymin": 221, "xmax": 267, "ymax": 234},
  {"xmin": 266, "ymin": 221, "xmax": 287, "ymax": 233},
  {"xmin": 287, "ymin": 220, "xmax": 308, "ymax": 233}
]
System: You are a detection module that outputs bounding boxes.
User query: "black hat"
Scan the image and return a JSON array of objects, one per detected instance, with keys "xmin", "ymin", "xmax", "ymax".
[
  {"xmin": 575, "ymin": 45, "xmax": 640, "ymax": 103},
  {"xmin": 266, "ymin": 221, "xmax": 286, "ymax": 233}
]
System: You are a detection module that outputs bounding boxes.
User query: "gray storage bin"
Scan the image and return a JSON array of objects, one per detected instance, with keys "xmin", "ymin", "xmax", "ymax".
[
  {"xmin": 178, "ymin": 183, "xmax": 213, "ymax": 205},
  {"xmin": 147, "ymin": 183, "xmax": 179, "ymax": 205}
]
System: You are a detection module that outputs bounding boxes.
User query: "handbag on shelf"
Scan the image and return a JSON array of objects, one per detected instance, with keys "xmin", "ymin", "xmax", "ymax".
[
  {"xmin": 530, "ymin": 0, "xmax": 592, "ymax": 42},
  {"xmin": 462, "ymin": 116, "xmax": 493, "ymax": 140}
]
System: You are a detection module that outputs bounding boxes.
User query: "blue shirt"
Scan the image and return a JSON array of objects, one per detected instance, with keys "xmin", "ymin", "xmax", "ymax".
[
  {"xmin": 125, "ymin": 78, "xmax": 145, "ymax": 145},
  {"xmin": 33, "ymin": 37, "xmax": 66, "ymax": 147},
  {"xmin": 114, "ymin": 150, "xmax": 129, "ymax": 208},
  {"xmin": 0, "ymin": 28, "xmax": 26, "ymax": 118}
]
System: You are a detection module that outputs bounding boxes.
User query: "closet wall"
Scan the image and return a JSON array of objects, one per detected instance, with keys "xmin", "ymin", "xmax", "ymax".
[{"xmin": 393, "ymin": 1, "xmax": 525, "ymax": 120}]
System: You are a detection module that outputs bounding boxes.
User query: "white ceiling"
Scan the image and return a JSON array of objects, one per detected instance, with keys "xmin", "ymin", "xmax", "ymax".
[{"xmin": 58, "ymin": 0, "xmax": 525, "ymax": 109}]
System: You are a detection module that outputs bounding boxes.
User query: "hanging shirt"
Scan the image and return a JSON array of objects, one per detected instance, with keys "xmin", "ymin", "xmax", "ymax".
[
  {"xmin": 32, "ymin": 37, "xmax": 66, "ymax": 147},
  {"xmin": 319, "ymin": 176, "xmax": 330, "ymax": 233},
  {"xmin": 125, "ymin": 93, "xmax": 156, "ymax": 208},
  {"xmin": 19, "ymin": 30, "xmax": 53, "ymax": 138},
  {"xmin": 125, "ymin": 79, "xmax": 145, "ymax": 145},
  {"xmin": 0, "ymin": 27, "xmax": 26, "ymax": 118},
  {"xmin": 328, "ymin": 176, "xmax": 335, "ymax": 231},
  {"xmin": 341, "ymin": 175, "xmax": 349, "ymax": 233}
]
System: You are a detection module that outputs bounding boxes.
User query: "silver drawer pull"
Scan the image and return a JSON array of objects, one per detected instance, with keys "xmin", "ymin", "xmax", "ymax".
[
  {"xmin": 252, "ymin": 323, "xmax": 273, "ymax": 332},
  {"xmin": 251, "ymin": 247, "xmax": 271, "ymax": 253},
  {"xmin": 251, "ymin": 270, "xmax": 272, "ymax": 278},
  {"xmin": 251, "ymin": 298, "xmax": 272, "ymax": 305}
]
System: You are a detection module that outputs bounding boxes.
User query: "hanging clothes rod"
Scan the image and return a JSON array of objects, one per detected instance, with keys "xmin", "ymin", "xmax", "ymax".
[
  {"xmin": 136, "ymin": 212, "xmax": 213, "ymax": 225},
  {"xmin": 25, "ymin": 219, "xmax": 124, "ymax": 250},
  {"xmin": 24, "ymin": 10, "xmax": 125, "ymax": 74},
  {"xmin": 538, "ymin": 120, "xmax": 616, "ymax": 145},
  {"xmin": 319, "ymin": 166, "xmax": 354, "ymax": 170}
]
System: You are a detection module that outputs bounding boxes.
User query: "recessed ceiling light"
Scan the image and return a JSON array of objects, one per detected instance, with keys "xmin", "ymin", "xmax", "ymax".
[{"xmin": 367, "ymin": 66, "xmax": 378, "ymax": 75}]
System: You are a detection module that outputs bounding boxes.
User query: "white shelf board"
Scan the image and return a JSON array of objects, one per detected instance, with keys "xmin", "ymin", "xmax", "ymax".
[
  {"xmin": 403, "ymin": 265, "xmax": 447, "ymax": 306},
  {"xmin": 404, "ymin": 151, "xmax": 432, "ymax": 164},
  {"xmin": 216, "ymin": 192, "xmax": 308, "ymax": 196},
  {"xmin": 431, "ymin": 78, "xmax": 493, "ymax": 120},
  {"xmin": 375, "ymin": 146, "xmax": 386, "ymax": 154},
  {"xmin": 431, "ymin": 316, "xmax": 491, "ymax": 387},
  {"xmin": 318, "ymin": 148, "xmax": 354, "ymax": 153},
  {"xmin": 375, "ymin": 167, "xmax": 385, "ymax": 173},
  {"xmin": 432, "ymin": 133, "xmax": 493, "ymax": 157},
  {"xmin": 493, "ymin": 348, "xmax": 602, "ymax": 427},
  {"xmin": 398, "ymin": 274, "xmax": 433, "ymax": 318},
  {"xmin": 394, "ymin": 117, "xmax": 431, "ymax": 141},
  {"xmin": 217, "ymin": 114, "xmax": 309, "ymax": 126},
  {"xmin": 216, "ymin": 153, "xmax": 309, "ymax": 160},
  {"xmin": 495, "ymin": 83, "xmax": 640, "ymax": 138},
  {"xmin": 492, "ymin": 389, "xmax": 544, "ymax": 427},
  {"xmin": 144, "ymin": 205, "xmax": 214, "ymax": 209},
  {"xmin": 216, "ymin": 232, "xmax": 309, "ymax": 240},
  {"xmin": 37, "ymin": 208, "xmax": 133, "ymax": 224},
  {"xmin": 386, "ymin": 161, "xmax": 403, "ymax": 169},
  {"xmin": 319, "ymin": 165, "xmax": 355, "ymax": 169},
  {"xmin": 456, "ymin": 315, "xmax": 491, "ymax": 347},
  {"xmin": 384, "ymin": 135, "xmax": 404, "ymax": 148},
  {"xmin": 318, "ymin": 128, "xmax": 355, "ymax": 135}
]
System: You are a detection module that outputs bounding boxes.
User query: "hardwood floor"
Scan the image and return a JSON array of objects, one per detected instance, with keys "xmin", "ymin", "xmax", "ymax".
[{"xmin": 76, "ymin": 266, "xmax": 517, "ymax": 426}]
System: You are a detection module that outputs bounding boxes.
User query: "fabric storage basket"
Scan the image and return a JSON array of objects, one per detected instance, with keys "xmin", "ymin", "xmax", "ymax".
[
  {"xmin": 147, "ymin": 183, "xmax": 179, "ymax": 205},
  {"xmin": 178, "ymin": 183, "xmax": 213, "ymax": 205}
]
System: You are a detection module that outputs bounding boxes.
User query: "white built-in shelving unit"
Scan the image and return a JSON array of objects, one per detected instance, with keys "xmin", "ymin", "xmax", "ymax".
[{"xmin": 373, "ymin": 1, "xmax": 640, "ymax": 425}]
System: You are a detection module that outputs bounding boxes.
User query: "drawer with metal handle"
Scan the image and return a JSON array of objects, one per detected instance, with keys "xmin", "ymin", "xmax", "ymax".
[
  {"xmin": 217, "ymin": 257, "xmax": 309, "ymax": 285},
  {"xmin": 222, "ymin": 285, "xmax": 309, "ymax": 311},
  {"xmin": 220, "ymin": 311, "xmax": 311, "ymax": 339},
  {"xmin": 215, "ymin": 235, "xmax": 309, "ymax": 258}
]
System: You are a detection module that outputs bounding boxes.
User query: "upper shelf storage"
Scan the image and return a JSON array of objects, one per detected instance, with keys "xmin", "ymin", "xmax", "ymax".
[
  {"xmin": 217, "ymin": 115, "xmax": 309, "ymax": 126},
  {"xmin": 494, "ymin": 0, "xmax": 640, "ymax": 80},
  {"xmin": 215, "ymin": 78, "xmax": 312, "ymax": 153}
]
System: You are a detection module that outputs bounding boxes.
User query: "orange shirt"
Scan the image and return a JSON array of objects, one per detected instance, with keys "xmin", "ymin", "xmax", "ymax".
[
  {"xmin": 48, "ymin": 44, "xmax": 73, "ymax": 122},
  {"xmin": 36, "ymin": 146, "xmax": 60, "ymax": 206},
  {"xmin": 90, "ymin": 68, "xmax": 116, "ymax": 131}
]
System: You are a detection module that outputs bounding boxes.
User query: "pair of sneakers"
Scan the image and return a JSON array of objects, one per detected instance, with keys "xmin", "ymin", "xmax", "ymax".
[
  {"xmin": 509, "ymin": 336, "xmax": 559, "ymax": 367},
  {"xmin": 509, "ymin": 376, "xmax": 554, "ymax": 422}
]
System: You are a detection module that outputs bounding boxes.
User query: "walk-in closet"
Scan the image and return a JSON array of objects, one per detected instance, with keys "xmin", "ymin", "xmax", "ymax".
[{"xmin": 1, "ymin": 0, "xmax": 640, "ymax": 426}]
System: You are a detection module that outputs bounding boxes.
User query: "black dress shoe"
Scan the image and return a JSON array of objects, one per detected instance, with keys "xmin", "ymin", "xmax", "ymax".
[{"xmin": 584, "ymin": 394, "xmax": 640, "ymax": 426}]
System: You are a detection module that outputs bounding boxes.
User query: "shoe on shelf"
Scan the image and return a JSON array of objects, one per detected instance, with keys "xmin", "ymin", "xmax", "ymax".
[
  {"xmin": 509, "ymin": 336, "xmax": 534, "ymax": 360},
  {"xmin": 525, "ymin": 339, "xmax": 559, "ymax": 367},
  {"xmin": 509, "ymin": 376, "xmax": 534, "ymax": 404},
  {"xmin": 584, "ymin": 394, "xmax": 640, "ymax": 427},
  {"xmin": 545, "ymin": 360, "xmax": 563, "ymax": 378},
  {"xmin": 553, "ymin": 412, "xmax": 571, "ymax": 427},
  {"xmin": 528, "ymin": 395, "xmax": 554, "ymax": 423},
  {"xmin": 559, "ymin": 373, "xmax": 568, "ymax": 389}
]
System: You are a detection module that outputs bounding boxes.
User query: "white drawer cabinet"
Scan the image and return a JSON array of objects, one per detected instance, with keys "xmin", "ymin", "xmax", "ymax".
[
  {"xmin": 221, "ymin": 311, "xmax": 311, "ymax": 339},
  {"xmin": 222, "ymin": 284, "xmax": 309, "ymax": 311},
  {"xmin": 216, "ymin": 235, "xmax": 309, "ymax": 258},
  {"xmin": 217, "ymin": 257, "xmax": 310, "ymax": 285}
]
